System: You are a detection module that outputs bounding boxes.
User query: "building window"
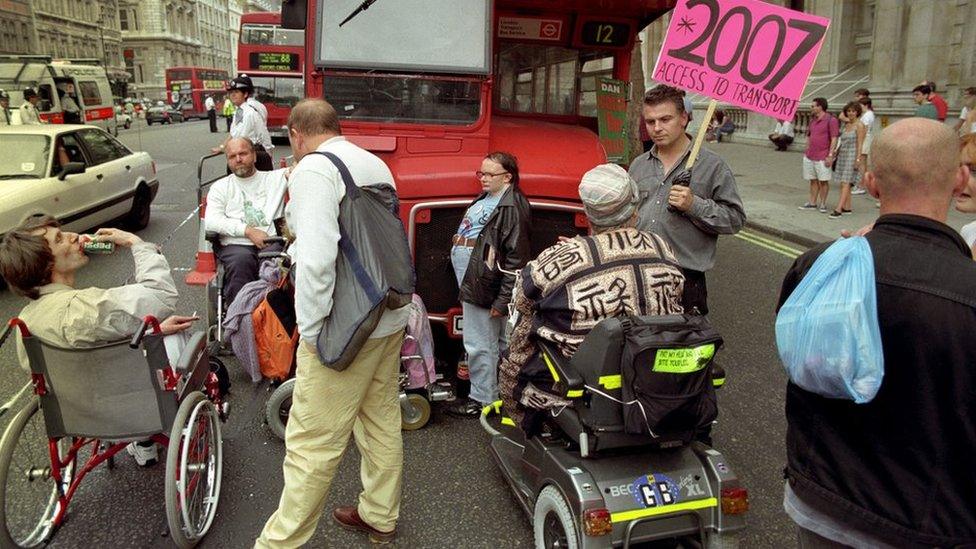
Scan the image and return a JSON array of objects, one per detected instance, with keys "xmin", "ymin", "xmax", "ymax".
[{"xmin": 120, "ymin": 10, "xmax": 129, "ymax": 30}]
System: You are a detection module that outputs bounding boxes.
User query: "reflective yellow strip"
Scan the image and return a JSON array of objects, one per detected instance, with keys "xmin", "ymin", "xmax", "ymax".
[
  {"xmin": 501, "ymin": 417, "xmax": 516, "ymax": 426},
  {"xmin": 653, "ymin": 344, "xmax": 715, "ymax": 374},
  {"xmin": 610, "ymin": 497, "xmax": 718, "ymax": 523},
  {"xmin": 599, "ymin": 375, "xmax": 621, "ymax": 390},
  {"xmin": 712, "ymin": 377, "xmax": 726, "ymax": 387},
  {"xmin": 567, "ymin": 389, "xmax": 583, "ymax": 398},
  {"xmin": 542, "ymin": 351, "xmax": 560, "ymax": 382}
]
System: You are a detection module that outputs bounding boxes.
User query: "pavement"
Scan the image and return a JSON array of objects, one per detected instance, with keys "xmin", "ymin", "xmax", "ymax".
[{"xmin": 713, "ymin": 140, "xmax": 973, "ymax": 248}]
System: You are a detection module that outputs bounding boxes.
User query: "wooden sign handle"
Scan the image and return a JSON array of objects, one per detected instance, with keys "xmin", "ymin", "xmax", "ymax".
[{"xmin": 685, "ymin": 99, "xmax": 718, "ymax": 171}]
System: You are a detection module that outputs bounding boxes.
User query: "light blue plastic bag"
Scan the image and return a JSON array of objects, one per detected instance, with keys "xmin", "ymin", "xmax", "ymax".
[{"xmin": 775, "ymin": 237, "xmax": 884, "ymax": 403}]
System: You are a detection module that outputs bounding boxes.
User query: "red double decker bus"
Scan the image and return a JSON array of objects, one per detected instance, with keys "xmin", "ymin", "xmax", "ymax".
[
  {"xmin": 280, "ymin": 0, "xmax": 671, "ymax": 358},
  {"xmin": 164, "ymin": 66, "xmax": 230, "ymax": 120},
  {"xmin": 237, "ymin": 12, "xmax": 305, "ymax": 140}
]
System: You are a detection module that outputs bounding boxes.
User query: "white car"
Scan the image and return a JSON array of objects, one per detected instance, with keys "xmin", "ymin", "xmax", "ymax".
[{"xmin": 0, "ymin": 125, "xmax": 158, "ymax": 235}]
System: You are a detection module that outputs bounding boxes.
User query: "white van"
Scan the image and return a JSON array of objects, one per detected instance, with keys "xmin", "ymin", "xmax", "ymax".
[{"xmin": 0, "ymin": 55, "xmax": 118, "ymax": 135}]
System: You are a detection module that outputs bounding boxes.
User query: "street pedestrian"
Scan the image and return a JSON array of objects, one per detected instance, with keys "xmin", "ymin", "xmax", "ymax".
[
  {"xmin": 255, "ymin": 99, "xmax": 412, "ymax": 547},
  {"xmin": 955, "ymin": 133, "xmax": 976, "ymax": 255},
  {"xmin": 213, "ymin": 74, "xmax": 273, "ymax": 170},
  {"xmin": 827, "ymin": 101, "xmax": 866, "ymax": 218},
  {"xmin": 446, "ymin": 151, "xmax": 531, "ymax": 418},
  {"xmin": 911, "ymin": 84, "xmax": 938, "ymax": 120},
  {"xmin": 19, "ymin": 88, "xmax": 43, "ymax": 125},
  {"xmin": 630, "ymin": 84, "xmax": 745, "ymax": 315},
  {"xmin": 921, "ymin": 79, "xmax": 948, "ymax": 121},
  {"xmin": 768, "ymin": 118, "xmax": 795, "ymax": 151},
  {"xmin": 205, "ymin": 93, "xmax": 218, "ymax": 133},
  {"xmin": 777, "ymin": 118, "xmax": 976, "ymax": 548},
  {"xmin": 0, "ymin": 90, "xmax": 11, "ymax": 126},
  {"xmin": 838, "ymin": 88, "xmax": 869, "ymax": 124},
  {"xmin": 956, "ymin": 86, "xmax": 976, "ymax": 136},
  {"xmin": 798, "ymin": 98, "xmax": 838, "ymax": 213},
  {"xmin": 851, "ymin": 97, "xmax": 877, "ymax": 195},
  {"xmin": 222, "ymin": 96, "xmax": 235, "ymax": 132}
]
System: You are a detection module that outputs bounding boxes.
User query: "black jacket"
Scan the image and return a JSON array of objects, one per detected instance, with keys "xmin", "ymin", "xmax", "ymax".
[
  {"xmin": 459, "ymin": 185, "xmax": 531, "ymax": 312},
  {"xmin": 777, "ymin": 215, "xmax": 976, "ymax": 548}
]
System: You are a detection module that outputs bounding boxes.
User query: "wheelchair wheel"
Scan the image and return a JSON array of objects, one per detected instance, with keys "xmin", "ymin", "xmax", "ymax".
[
  {"xmin": 0, "ymin": 398, "xmax": 75, "ymax": 548},
  {"xmin": 265, "ymin": 379, "xmax": 294, "ymax": 441},
  {"xmin": 533, "ymin": 485, "xmax": 579, "ymax": 549},
  {"xmin": 165, "ymin": 391, "xmax": 222, "ymax": 548},
  {"xmin": 400, "ymin": 393, "xmax": 431, "ymax": 431}
]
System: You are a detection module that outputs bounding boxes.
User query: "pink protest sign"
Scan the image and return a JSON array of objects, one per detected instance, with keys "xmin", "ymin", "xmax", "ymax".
[{"xmin": 652, "ymin": 0, "xmax": 830, "ymax": 119}]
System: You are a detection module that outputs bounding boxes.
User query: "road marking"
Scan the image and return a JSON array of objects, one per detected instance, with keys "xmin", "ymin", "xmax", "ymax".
[{"xmin": 735, "ymin": 229, "xmax": 803, "ymax": 259}]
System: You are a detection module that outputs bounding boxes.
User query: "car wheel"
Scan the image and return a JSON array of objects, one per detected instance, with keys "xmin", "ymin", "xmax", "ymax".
[
  {"xmin": 147, "ymin": 119, "xmax": 153, "ymax": 126},
  {"xmin": 124, "ymin": 187, "xmax": 152, "ymax": 231}
]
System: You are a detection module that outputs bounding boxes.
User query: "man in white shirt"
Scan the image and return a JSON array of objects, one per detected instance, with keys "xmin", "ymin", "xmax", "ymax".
[
  {"xmin": 255, "ymin": 99, "xmax": 410, "ymax": 548},
  {"xmin": 60, "ymin": 83, "xmax": 82, "ymax": 124},
  {"xmin": 19, "ymin": 88, "xmax": 43, "ymax": 125},
  {"xmin": 213, "ymin": 75, "xmax": 274, "ymax": 170},
  {"xmin": 204, "ymin": 137, "xmax": 287, "ymax": 304},
  {"xmin": 769, "ymin": 118, "xmax": 795, "ymax": 151},
  {"xmin": 205, "ymin": 93, "xmax": 217, "ymax": 133},
  {"xmin": 956, "ymin": 87, "xmax": 976, "ymax": 135}
]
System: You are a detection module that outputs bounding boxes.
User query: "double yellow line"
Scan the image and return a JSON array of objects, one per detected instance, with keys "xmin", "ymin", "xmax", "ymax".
[{"xmin": 734, "ymin": 229, "xmax": 804, "ymax": 259}]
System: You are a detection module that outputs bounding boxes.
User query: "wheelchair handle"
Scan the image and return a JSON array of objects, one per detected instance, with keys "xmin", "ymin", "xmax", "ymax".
[
  {"xmin": 0, "ymin": 318, "xmax": 30, "ymax": 348},
  {"xmin": 130, "ymin": 315, "xmax": 162, "ymax": 349}
]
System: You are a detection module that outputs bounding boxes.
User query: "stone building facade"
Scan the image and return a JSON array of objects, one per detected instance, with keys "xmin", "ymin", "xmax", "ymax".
[
  {"xmin": 119, "ymin": 0, "xmax": 243, "ymax": 100},
  {"xmin": 641, "ymin": 0, "xmax": 976, "ymax": 144},
  {"xmin": 0, "ymin": 0, "xmax": 36, "ymax": 55}
]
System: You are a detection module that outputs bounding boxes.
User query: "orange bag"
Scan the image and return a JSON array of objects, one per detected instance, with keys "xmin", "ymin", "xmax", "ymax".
[{"xmin": 252, "ymin": 278, "xmax": 298, "ymax": 381}]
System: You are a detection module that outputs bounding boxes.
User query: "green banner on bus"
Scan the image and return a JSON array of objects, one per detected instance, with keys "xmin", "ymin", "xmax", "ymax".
[{"xmin": 596, "ymin": 77, "xmax": 629, "ymax": 163}]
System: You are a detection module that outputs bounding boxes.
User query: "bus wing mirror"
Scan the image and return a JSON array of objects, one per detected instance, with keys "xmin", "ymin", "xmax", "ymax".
[{"xmin": 281, "ymin": 0, "xmax": 307, "ymax": 30}]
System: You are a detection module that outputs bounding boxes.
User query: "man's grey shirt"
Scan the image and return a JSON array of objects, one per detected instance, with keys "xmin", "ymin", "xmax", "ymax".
[{"xmin": 629, "ymin": 141, "xmax": 745, "ymax": 272}]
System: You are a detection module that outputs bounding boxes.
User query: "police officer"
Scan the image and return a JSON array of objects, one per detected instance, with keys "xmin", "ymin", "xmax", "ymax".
[
  {"xmin": 0, "ymin": 90, "xmax": 11, "ymax": 126},
  {"xmin": 212, "ymin": 74, "xmax": 273, "ymax": 170},
  {"xmin": 19, "ymin": 88, "xmax": 43, "ymax": 125}
]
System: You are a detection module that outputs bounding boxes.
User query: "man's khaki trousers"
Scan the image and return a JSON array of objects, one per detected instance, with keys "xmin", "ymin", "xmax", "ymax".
[{"xmin": 255, "ymin": 331, "xmax": 404, "ymax": 548}]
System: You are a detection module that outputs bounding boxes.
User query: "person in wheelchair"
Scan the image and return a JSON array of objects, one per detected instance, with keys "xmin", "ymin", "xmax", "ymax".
[
  {"xmin": 204, "ymin": 137, "xmax": 288, "ymax": 305},
  {"xmin": 0, "ymin": 215, "xmax": 198, "ymax": 466},
  {"xmin": 499, "ymin": 164, "xmax": 686, "ymax": 436}
]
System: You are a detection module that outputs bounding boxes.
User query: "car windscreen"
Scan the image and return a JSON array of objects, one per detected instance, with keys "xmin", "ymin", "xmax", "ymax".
[{"xmin": 0, "ymin": 135, "xmax": 50, "ymax": 179}]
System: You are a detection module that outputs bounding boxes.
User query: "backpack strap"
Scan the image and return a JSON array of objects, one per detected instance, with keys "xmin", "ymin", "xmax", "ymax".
[{"xmin": 305, "ymin": 151, "xmax": 381, "ymax": 303}]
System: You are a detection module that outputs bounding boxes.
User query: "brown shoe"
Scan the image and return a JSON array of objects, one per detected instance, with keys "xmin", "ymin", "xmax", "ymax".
[{"xmin": 332, "ymin": 506, "xmax": 396, "ymax": 544}]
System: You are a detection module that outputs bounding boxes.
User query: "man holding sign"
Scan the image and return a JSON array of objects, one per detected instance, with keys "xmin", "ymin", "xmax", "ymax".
[{"xmin": 630, "ymin": 85, "xmax": 745, "ymax": 315}]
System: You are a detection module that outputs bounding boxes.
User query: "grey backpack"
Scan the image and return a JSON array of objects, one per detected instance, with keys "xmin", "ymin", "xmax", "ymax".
[{"xmin": 310, "ymin": 152, "xmax": 415, "ymax": 371}]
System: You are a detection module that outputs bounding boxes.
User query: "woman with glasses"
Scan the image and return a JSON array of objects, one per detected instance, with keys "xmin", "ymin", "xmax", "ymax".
[
  {"xmin": 447, "ymin": 151, "xmax": 531, "ymax": 418},
  {"xmin": 956, "ymin": 134, "xmax": 976, "ymax": 257}
]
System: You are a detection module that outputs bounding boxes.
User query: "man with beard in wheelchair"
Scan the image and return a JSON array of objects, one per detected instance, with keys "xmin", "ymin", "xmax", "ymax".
[
  {"xmin": 0, "ymin": 215, "xmax": 199, "ymax": 466},
  {"xmin": 499, "ymin": 164, "xmax": 717, "ymax": 442}
]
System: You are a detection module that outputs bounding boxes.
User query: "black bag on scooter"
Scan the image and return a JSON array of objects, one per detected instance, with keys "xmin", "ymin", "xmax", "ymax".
[{"xmin": 619, "ymin": 315, "xmax": 722, "ymax": 440}]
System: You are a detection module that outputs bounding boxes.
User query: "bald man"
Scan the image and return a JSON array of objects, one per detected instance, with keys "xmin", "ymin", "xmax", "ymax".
[
  {"xmin": 204, "ymin": 137, "xmax": 288, "ymax": 304},
  {"xmin": 776, "ymin": 118, "xmax": 976, "ymax": 548}
]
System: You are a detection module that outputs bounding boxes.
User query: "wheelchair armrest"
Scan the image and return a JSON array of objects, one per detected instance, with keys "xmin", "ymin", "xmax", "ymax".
[{"xmin": 538, "ymin": 340, "xmax": 584, "ymax": 397}]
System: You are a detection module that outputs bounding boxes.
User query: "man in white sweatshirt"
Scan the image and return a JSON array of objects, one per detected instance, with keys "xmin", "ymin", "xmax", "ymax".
[
  {"xmin": 255, "ymin": 99, "xmax": 410, "ymax": 547},
  {"xmin": 204, "ymin": 137, "xmax": 287, "ymax": 304}
]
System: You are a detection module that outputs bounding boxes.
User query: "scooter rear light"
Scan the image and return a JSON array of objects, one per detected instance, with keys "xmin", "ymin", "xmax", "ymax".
[
  {"xmin": 721, "ymin": 487, "xmax": 749, "ymax": 515},
  {"xmin": 583, "ymin": 508, "xmax": 612, "ymax": 536}
]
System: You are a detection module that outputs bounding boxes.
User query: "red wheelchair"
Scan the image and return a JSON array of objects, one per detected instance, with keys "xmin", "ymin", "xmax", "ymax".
[{"xmin": 0, "ymin": 316, "xmax": 227, "ymax": 548}]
